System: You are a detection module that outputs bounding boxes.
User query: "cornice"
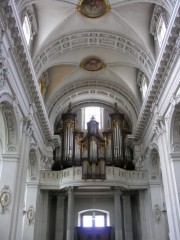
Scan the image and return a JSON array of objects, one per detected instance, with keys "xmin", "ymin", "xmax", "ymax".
[
  {"xmin": 134, "ymin": 3, "xmax": 180, "ymax": 141},
  {"xmin": 0, "ymin": 0, "xmax": 53, "ymax": 142}
]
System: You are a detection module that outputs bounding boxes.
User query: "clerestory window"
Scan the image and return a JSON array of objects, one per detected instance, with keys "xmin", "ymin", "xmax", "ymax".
[
  {"xmin": 157, "ymin": 15, "xmax": 167, "ymax": 47},
  {"xmin": 21, "ymin": 5, "xmax": 37, "ymax": 50},
  {"xmin": 82, "ymin": 106, "xmax": 104, "ymax": 130},
  {"xmin": 22, "ymin": 15, "xmax": 31, "ymax": 46}
]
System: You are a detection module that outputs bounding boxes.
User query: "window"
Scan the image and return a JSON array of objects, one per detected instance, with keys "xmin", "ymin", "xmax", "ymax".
[
  {"xmin": 157, "ymin": 15, "xmax": 166, "ymax": 47},
  {"xmin": 81, "ymin": 211, "xmax": 106, "ymax": 227},
  {"xmin": 150, "ymin": 5, "xmax": 167, "ymax": 56},
  {"xmin": 21, "ymin": 5, "xmax": 37, "ymax": 49},
  {"xmin": 141, "ymin": 75, "xmax": 148, "ymax": 99},
  {"xmin": 82, "ymin": 106, "xmax": 104, "ymax": 130},
  {"xmin": 22, "ymin": 15, "xmax": 31, "ymax": 45}
]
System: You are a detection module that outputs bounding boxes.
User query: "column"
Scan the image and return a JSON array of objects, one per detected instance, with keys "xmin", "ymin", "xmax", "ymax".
[
  {"xmin": 123, "ymin": 195, "xmax": 133, "ymax": 240},
  {"xmin": 55, "ymin": 194, "xmax": 65, "ymax": 240},
  {"xmin": 66, "ymin": 187, "xmax": 74, "ymax": 240},
  {"xmin": 139, "ymin": 190, "xmax": 154, "ymax": 240},
  {"xmin": 34, "ymin": 190, "xmax": 49, "ymax": 240},
  {"xmin": 114, "ymin": 187, "xmax": 123, "ymax": 240}
]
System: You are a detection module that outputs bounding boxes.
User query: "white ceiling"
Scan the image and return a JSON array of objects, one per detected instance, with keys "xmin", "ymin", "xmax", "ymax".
[{"xmin": 16, "ymin": 0, "xmax": 171, "ymax": 132}]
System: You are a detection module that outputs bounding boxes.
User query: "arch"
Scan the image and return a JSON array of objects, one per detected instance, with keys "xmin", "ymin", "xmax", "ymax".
[{"xmin": 48, "ymin": 80, "xmax": 139, "ymax": 133}]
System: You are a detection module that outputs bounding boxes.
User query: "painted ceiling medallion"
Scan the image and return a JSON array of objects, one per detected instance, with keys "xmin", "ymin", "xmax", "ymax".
[
  {"xmin": 77, "ymin": 0, "xmax": 110, "ymax": 18},
  {"xmin": 80, "ymin": 56, "xmax": 106, "ymax": 71}
]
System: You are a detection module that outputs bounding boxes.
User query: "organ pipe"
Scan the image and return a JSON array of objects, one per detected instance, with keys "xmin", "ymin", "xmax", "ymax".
[{"xmin": 52, "ymin": 103, "xmax": 134, "ymax": 173}]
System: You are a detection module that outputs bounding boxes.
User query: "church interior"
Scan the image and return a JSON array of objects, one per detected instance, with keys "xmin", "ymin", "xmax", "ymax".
[{"xmin": 0, "ymin": 0, "xmax": 180, "ymax": 239}]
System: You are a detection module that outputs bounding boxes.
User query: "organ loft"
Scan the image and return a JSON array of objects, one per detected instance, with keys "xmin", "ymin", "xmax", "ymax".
[{"xmin": 52, "ymin": 103, "xmax": 135, "ymax": 179}]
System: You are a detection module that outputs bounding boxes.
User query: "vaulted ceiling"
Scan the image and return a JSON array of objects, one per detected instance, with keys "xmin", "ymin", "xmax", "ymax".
[{"xmin": 15, "ymin": 0, "xmax": 174, "ymax": 135}]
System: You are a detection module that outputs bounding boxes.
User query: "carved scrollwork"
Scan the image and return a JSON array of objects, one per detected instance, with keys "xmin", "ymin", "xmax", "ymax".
[
  {"xmin": 23, "ymin": 117, "xmax": 33, "ymax": 137},
  {"xmin": 153, "ymin": 116, "xmax": 165, "ymax": 139}
]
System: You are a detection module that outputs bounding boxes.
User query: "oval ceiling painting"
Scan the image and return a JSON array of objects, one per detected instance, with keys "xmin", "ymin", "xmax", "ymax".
[
  {"xmin": 77, "ymin": 0, "xmax": 110, "ymax": 18},
  {"xmin": 80, "ymin": 56, "xmax": 106, "ymax": 71}
]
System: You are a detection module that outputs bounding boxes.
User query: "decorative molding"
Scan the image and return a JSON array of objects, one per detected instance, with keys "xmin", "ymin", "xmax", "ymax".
[
  {"xmin": 40, "ymin": 167, "xmax": 148, "ymax": 190},
  {"xmin": 41, "ymin": 155, "xmax": 53, "ymax": 170},
  {"xmin": 134, "ymin": 4, "xmax": 180, "ymax": 140},
  {"xmin": 26, "ymin": 205, "xmax": 35, "ymax": 224},
  {"xmin": 33, "ymin": 30, "xmax": 154, "ymax": 79},
  {"xmin": 77, "ymin": 0, "xmax": 110, "ymax": 19},
  {"xmin": 153, "ymin": 116, "xmax": 165, "ymax": 139},
  {"xmin": 23, "ymin": 117, "xmax": 33, "ymax": 138},
  {"xmin": 0, "ymin": 0, "xmax": 53, "ymax": 143}
]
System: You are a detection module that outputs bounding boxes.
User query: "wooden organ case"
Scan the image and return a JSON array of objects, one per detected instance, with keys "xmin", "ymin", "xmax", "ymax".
[{"xmin": 52, "ymin": 103, "xmax": 135, "ymax": 177}]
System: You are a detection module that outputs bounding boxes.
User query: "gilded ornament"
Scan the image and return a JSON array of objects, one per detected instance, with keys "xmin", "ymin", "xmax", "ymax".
[
  {"xmin": 77, "ymin": 0, "xmax": 110, "ymax": 18},
  {"xmin": 80, "ymin": 56, "xmax": 106, "ymax": 71}
]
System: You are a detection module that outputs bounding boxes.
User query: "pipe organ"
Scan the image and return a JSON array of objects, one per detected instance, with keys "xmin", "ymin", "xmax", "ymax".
[{"xmin": 52, "ymin": 103, "xmax": 135, "ymax": 178}]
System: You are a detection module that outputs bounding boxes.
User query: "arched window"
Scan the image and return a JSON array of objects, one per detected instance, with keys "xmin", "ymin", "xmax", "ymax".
[
  {"xmin": 81, "ymin": 106, "xmax": 104, "ymax": 130},
  {"xmin": 156, "ymin": 15, "xmax": 167, "ymax": 47},
  {"xmin": 22, "ymin": 14, "xmax": 31, "ymax": 45},
  {"xmin": 21, "ymin": 5, "xmax": 37, "ymax": 49},
  {"xmin": 150, "ymin": 5, "xmax": 167, "ymax": 56},
  {"xmin": 78, "ymin": 210, "xmax": 110, "ymax": 228}
]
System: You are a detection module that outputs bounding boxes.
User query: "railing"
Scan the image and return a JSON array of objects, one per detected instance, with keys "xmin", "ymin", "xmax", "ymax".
[{"xmin": 40, "ymin": 166, "xmax": 148, "ymax": 190}]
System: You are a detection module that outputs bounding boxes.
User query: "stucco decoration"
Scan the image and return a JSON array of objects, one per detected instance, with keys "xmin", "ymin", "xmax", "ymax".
[
  {"xmin": 80, "ymin": 56, "xmax": 106, "ymax": 71},
  {"xmin": 0, "ymin": 185, "xmax": 11, "ymax": 214},
  {"xmin": 154, "ymin": 204, "xmax": 161, "ymax": 223},
  {"xmin": 26, "ymin": 205, "xmax": 35, "ymax": 225},
  {"xmin": 77, "ymin": 0, "xmax": 110, "ymax": 18}
]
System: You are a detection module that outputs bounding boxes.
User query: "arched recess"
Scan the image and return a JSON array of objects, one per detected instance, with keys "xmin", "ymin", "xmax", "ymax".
[
  {"xmin": 148, "ymin": 148, "xmax": 161, "ymax": 182},
  {"xmin": 27, "ymin": 145, "xmax": 41, "ymax": 182},
  {"xmin": 0, "ymin": 99, "xmax": 19, "ymax": 153}
]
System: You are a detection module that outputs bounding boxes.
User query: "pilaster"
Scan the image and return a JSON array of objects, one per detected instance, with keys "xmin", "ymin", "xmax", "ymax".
[
  {"xmin": 66, "ymin": 187, "xmax": 74, "ymax": 240},
  {"xmin": 153, "ymin": 116, "xmax": 180, "ymax": 240},
  {"xmin": 55, "ymin": 194, "xmax": 65, "ymax": 240},
  {"xmin": 9, "ymin": 117, "xmax": 33, "ymax": 240},
  {"xmin": 114, "ymin": 187, "xmax": 123, "ymax": 240},
  {"xmin": 122, "ymin": 195, "xmax": 133, "ymax": 240},
  {"xmin": 0, "ymin": 153, "xmax": 20, "ymax": 240}
]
